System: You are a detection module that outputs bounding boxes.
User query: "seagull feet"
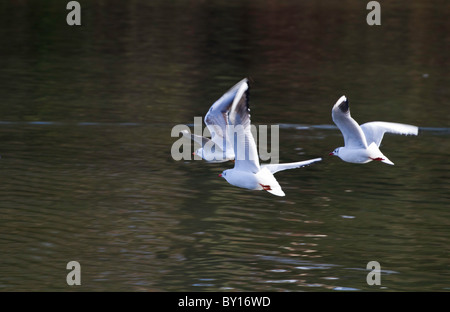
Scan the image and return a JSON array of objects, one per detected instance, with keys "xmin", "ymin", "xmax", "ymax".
[
  {"xmin": 370, "ymin": 157, "xmax": 384, "ymax": 161},
  {"xmin": 259, "ymin": 184, "xmax": 272, "ymax": 191}
]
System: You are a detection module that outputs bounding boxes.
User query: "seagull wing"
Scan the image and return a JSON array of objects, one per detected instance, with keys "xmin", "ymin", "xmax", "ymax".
[
  {"xmin": 360, "ymin": 121, "xmax": 419, "ymax": 147},
  {"xmin": 227, "ymin": 79, "xmax": 260, "ymax": 173},
  {"xmin": 332, "ymin": 96, "xmax": 368, "ymax": 149},
  {"xmin": 262, "ymin": 158, "xmax": 322, "ymax": 175},
  {"xmin": 204, "ymin": 78, "xmax": 249, "ymax": 156}
]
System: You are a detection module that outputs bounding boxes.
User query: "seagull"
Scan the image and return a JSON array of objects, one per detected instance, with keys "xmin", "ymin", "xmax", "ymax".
[
  {"xmin": 329, "ymin": 95, "xmax": 419, "ymax": 165},
  {"xmin": 218, "ymin": 79, "xmax": 322, "ymax": 196},
  {"xmin": 181, "ymin": 79, "xmax": 250, "ymax": 162}
]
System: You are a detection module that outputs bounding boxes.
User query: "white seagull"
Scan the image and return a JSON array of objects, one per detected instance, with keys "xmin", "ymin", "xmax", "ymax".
[
  {"xmin": 329, "ymin": 95, "xmax": 419, "ymax": 165},
  {"xmin": 181, "ymin": 79, "xmax": 250, "ymax": 162},
  {"xmin": 218, "ymin": 79, "xmax": 322, "ymax": 196}
]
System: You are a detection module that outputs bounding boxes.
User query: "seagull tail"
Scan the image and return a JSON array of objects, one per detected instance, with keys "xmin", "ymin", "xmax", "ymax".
[
  {"xmin": 381, "ymin": 156, "xmax": 395, "ymax": 166},
  {"xmin": 267, "ymin": 187, "xmax": 286, "ymax": 197},
  {"xmin": 368, "ymin": 143, "xmax": 395, "ymax": 165}
]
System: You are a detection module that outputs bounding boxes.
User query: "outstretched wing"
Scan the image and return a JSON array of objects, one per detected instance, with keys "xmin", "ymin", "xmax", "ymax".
[
  {"xmin": 360, "ymin": 121, "xmax": 419, "ymax": 147},
  {"xmin": 262, "ymin": 158, "xmax": 322, "ymax": 175},
  {"xmin": 332, "ymin": 96, "xmax": 368, "ymax": 149},
  {"xmin": 227, "ymin": 79, "xmax": 260, "ymax": 173},
  {"xmin": 205, "ymin": 78, "xmax": 248, "ymax": 155}
]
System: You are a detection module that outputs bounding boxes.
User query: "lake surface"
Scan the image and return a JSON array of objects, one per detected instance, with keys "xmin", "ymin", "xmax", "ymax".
[{"xmin": 0, "ymin": 0, "xmax": 449, "ymax": 292}]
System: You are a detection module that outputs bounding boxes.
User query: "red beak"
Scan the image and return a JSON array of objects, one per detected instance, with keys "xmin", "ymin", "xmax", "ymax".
[
  {"xmin": 218, "ymin": 174, "xmax": 222, "ymax": 177},
  {"xmin": 329, "ymin": 152, "xmax": 334, "ymax": 156}
]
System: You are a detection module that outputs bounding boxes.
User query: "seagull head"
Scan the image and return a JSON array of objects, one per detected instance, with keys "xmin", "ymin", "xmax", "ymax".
[
  {"xmin": 192, "ymin": 148, "xmax": 203, "ymax": 159},
  {"xmin": 329, "ymin": 147, "xmax": 341, "ymax": 156},
  {"xmin": 219, "ymin": 170, "xmax": 228, "ymax": 179}
]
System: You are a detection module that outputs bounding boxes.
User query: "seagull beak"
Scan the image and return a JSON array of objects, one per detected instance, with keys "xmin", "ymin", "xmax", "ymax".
[
  {"xmin": 328, "ymin": 152, "xmax": 334, "ymax": 156},
  {"xmin": 218, "ymin": 173, "xmax": 222, "ymax": 177}
]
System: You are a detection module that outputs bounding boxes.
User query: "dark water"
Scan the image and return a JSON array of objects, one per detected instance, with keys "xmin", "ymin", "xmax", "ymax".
[{"xmin": 0, "ymin": 0, "xmax": 449, "ymax": 291}]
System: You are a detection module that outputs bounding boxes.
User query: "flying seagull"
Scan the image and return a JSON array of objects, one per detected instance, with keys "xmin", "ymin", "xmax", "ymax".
[
  {"xmin": 219, "ymin": 79, "xmax": 321, "ymax": 196},
  {"xmin": 329, "ymin": 95, "xmax": 418, "ymax": 165}
]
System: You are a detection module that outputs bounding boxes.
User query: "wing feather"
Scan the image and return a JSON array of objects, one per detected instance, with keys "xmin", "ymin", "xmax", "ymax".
[
  {"xmin": 360, "ymin": 121, "xmax": 419, "ymax": 146},
  {"xmin": 227, "ymin": 80, "xmax": 260, "ymax": 173},
  {"xmin": 204, "ymin": 78, "xmax": 249, "ymax": 155},
  {"xmin": 331, "ymin": 96, "xmax": 368, "ymax": 149},
  {"xmin": 262, "ymin": 158, "xmax": 322, "ymax": 174}
]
